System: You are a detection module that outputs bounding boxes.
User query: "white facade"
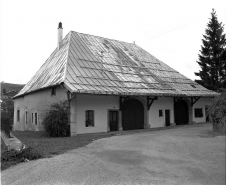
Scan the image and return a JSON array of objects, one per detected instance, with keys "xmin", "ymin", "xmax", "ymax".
[
  {"xmin": 70, "ymin": 94, "xmax": 213, "ymax": 135},
  {"xmin": 192, "ymin": 97, "xmax": 212, "ymax": 123},
  {"xmin": 13, "ymin": 86, "xmax": 67, "ymax": 131},
  {"xmin": 149, "ymin": 97, "xmax": 174, "ymax": 128},
  {"xmin": 75, "ymin": 94, "xmax": 119, "ymax": 134},
  {"xmin": 14, "ymin": 88, "xmax": 213, "ymax": 135}
]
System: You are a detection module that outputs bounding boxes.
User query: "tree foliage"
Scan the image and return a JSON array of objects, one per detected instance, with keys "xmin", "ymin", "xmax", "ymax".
[
  {"xmin": 42, "ymin": 101, "xmax": 70, "ymax": 137},
  {"xmin": 1, "ymin": 95, "xmax": 14, "ymax": 126},
  {"xmin": 207, "ymin": 88, "xmax": 226, "ymax": 133},
  {"xmin": 1, "ymin": 146, "xmax": 43, "ymax": 171},
  {"xmin": 195, "ymin": 9, "xmax": 226, "ymax": 91}
]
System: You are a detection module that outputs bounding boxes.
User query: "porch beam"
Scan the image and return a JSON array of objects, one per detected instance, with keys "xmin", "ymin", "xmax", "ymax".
[
  {"xmin": 191, "ymin": 97, "xmax": 201, "ymax": 107},
  {"xmin": 174, "ymin": 97, "xmax": 184, "ymax": 103},
  {"xmin": 147, "ymin": 96, "xmax": 158, "ymax": 110},
  {"xmin": 67, "ymin": 91, "xmax": 75, "ymax": 102},
  {"xmin": 119, "ymin": 96, "xmax": 130, "ymax": 111}
]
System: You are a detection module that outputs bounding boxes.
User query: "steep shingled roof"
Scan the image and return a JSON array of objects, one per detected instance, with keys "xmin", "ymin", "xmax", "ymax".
[{"xmin": 14, "ymin": 31, "xmax": 218, "ymax": 98}]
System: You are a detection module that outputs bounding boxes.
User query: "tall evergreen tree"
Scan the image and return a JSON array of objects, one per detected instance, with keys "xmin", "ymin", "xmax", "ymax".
[{"xmin": 195, "ymin": 9, "xmax": 226, "ymax": 91}]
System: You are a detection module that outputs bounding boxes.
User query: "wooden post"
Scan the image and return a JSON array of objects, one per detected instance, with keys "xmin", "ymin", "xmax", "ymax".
[
  {"xmin": 70, "ymin": 96, "xmax": 77, "ymax": 136},
  {"xmin": 144, "ymin": 109, "xmax": 150, "ymax": 129}
]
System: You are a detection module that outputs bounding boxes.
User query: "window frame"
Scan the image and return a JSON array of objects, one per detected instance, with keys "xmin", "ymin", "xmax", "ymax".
[
  {"xmin": 85, "ymin": 110, "xmax": 94, "ymax": 127},
  {"xmin": 25, "ymin": 110, "xmax": 28, "ymax": 124},
  {"xmin": 51, "ymin": 87, "xmax": 56, "ymax": 96},
  {"xmin": 194, "ymin": 108, "xmax": 203, "ymax": 118},
  {"xmin": 34, "ymin": 112, "xmax": 38, "ymax": 125},
  {"xmin": 17, "ymin": 109, "xmax": 20, "ymax": 122},
  {"xmin": 32, "ymin": 112, "xmax": 34, "ymax": 124},
  {"xmin": 159, "ymin": 110, "xmax": 163, "ymax": 117}
]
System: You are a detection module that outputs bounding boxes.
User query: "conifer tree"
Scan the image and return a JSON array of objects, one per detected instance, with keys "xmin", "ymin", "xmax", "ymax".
[{"xmin": 195, "ymin": 9, "xmax": 226, "ymax": 91}]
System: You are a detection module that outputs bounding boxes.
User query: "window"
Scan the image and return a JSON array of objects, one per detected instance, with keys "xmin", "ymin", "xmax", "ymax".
[
  {"xmin": 195, "ymin": 108, "xmax": 203, "ymax": 118},
  {"xmin": 35, "ymin": 112, "xmax": 38, "ymax": 125},
  {"xmin": 32, "ymin": 113, "xmax": 33, "ymax": 124},
  {"xmin": 85, "ymin": 110, "xmax": 94, "ymax": 127},
  {"xmin": 51, "ymin": 87, "xmax": 56, "ymax": 96},
  {"xmin": 25, "ymin": 111, "xmax": 28, "ymax": 124},
  {"xmin": 159, "ymin": 110, "xmax": 163, "ymax": 117},
  {"xmin": 205, "ymin": 105, "xmax": 209, "ymax": 122},
  {"xmin": 17, "ymin": 109, "xmax": 20, "ymax": 122}
]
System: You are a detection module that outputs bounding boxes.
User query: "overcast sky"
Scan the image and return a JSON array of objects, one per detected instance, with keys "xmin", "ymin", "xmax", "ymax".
[{"xmin": 0, "ymin": 0, "xmax": 225, "ymax": 84}]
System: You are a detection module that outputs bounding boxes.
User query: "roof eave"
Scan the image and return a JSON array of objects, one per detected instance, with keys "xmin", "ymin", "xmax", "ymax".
[{"xmin": 13, "ymin": 83, "xmax": 65, "ymax": 99}]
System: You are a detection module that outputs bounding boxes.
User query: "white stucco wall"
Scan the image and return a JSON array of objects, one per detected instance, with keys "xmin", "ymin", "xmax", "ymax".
[
  {"xmin": 76, "ymin": 94, "xmax": 119, "ymax": 134},
  {"xmin": 13, "ymin": 89, "xmax": 214, "ymax": 134},
  {"xmin": 149, "ymin": 97, "xmax": 174, "ymax": 128},
  {"xmin": 148, "ymin": 97, "xmax": 213, "ymax": 127},
  {"xmin": 192, "ymin": 97, "xmax": 212, "ymax": 123},
  {"xmin": 13, "ymin": 86, "xmax": 68, "ymax": 131}
]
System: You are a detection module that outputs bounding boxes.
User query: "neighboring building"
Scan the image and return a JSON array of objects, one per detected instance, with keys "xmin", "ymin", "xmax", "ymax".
[
  {"xmin": 1, "ymin": 83, "xmax": 24, "ymax": 97},
  {"xmin": 4, "ymin": 90, "xmax": 21, "ymax": 98},
  {"xmin": 13, "ymin": 23, "xmax": 217, "ymax": 135}
]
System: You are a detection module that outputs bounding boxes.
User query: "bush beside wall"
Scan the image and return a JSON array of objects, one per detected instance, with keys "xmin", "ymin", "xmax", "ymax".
[{"xmin": 42, "ymin": 101, "xmax": 69, "ymax": 137}]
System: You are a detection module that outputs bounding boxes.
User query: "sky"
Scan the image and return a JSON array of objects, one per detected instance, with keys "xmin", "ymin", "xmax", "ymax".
[{"xmin": 0, "ymin": 0, "xmax": 225, "ymax": 85}]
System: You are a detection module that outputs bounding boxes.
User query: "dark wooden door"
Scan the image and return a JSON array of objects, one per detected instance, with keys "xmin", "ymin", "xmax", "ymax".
[
  {"xmin": 175, "ymin": 100, "xmax": 188, "ymax": 125},
  {"xmin": 165, "ymin": 110, "xmax": 170, "ymax": 126},
  {"xmin": 109, "ymin": 111, "xmax": 118, "ymax": 131},
  {"xmin": 122, "ymin": 99, "xmax": 144, "ymax": 130}
]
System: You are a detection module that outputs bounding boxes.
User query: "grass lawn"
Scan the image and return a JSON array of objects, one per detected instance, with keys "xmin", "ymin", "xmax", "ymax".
[
  {"xmin": 11, "ymin": 131, "xmax": 114, "ymax": 158},
  {"xmin": 1, "ymin": 131, "xmax": 115, "ymax": 171}
]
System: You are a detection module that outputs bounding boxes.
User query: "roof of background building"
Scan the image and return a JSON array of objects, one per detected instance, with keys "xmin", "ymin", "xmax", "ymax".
[{"xmin": 14, "ymin": 31, "xmax": 218, "ymax": 98}]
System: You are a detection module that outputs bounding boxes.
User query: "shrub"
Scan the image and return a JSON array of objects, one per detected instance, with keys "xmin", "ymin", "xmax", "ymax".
[
  {"xmin": 207, "ymin": 89, "xmax": 226, "ymax": 134},
  {"xmin": 1, "ymin": 146, "xmax": 43, "ymax": 170},
  {"xmin": 42, "ymin": 101, "xmax": 70, "ymax": 137}
]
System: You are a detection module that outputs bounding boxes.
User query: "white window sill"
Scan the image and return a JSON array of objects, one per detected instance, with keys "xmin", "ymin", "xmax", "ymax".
[{"xmin": 84, "ymin": 126, "xmax": 96, "ymax": 129}]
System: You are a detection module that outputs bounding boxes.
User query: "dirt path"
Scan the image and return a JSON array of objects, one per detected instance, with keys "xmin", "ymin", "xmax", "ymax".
[{"xmin": 2, "ymin": 123, "xmax": 225, "ymax": 185}]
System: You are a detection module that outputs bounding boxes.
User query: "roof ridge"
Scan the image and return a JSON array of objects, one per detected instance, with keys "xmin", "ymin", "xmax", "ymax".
[
  {"xmin": 71, "ymin": 31, "xmax": 134, "ymax": 45},
  {"xmin": 62, "ymin": 31, "xmax": 72, "ymax": 84}
]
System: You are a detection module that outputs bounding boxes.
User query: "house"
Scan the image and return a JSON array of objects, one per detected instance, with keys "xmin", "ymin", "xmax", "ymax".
[
  {"xmin": 13, "ymin": 23, "xmax": 218, "ymax": 136},
  {"xmin": 4, "ymin": 90, "xmax": 21, "ymax": 98},
  {"xmin": 1, "ymin": 82, "xmax": 24, "ymax": 97}
]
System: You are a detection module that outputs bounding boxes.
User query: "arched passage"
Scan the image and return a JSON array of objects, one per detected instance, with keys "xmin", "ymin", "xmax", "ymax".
[
  {"xmin": 122, "ymin": 98, "xmax": 144, "ymax": 130},
  {"xmin": 175, "ymin": 100, "xmax": 189, "ymax": 125}
]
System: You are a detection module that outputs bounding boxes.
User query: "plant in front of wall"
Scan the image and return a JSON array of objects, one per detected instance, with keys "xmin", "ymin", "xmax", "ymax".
[
  {"xmin": 85, "ymin": 120, "xmax": 94, "ymax": 127},
  {"xmin": 207, "ymin": 89, "xmax": 226, "ymax": 134},
  {"xmin": 42, "ymin": 101, "xmax": 70, "ymax": 137},
  {"xmin": 1, "ymin": 145, "xmax": 42, "ymax": 170}
]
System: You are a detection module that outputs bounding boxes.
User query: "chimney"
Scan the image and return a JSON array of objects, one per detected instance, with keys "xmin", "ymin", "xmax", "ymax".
[{"xmin": 58, "ymin": 22, "xmax": 63, "ymax": 49}]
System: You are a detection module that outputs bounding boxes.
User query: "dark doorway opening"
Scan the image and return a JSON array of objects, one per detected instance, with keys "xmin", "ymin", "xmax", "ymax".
[
  {"xmin": 205, "ymin": 106, "xmax": 209, "ymax": 122},
  {"xmin": 165, "ymin": 110, "xmax": 170, "ymax": 126},
  {"xmin": 109, "ymin": 111, "xmax": 118, "ymax": 131},
  {"xmin": 122, "ymin": 98, "xmax": 144, "ymax": 130},
  {"xmin": 175, "ymin": 100, "xmax": 189, "ymax": 125}
]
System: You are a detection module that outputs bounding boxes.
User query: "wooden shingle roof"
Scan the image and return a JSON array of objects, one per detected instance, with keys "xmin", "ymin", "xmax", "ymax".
[{"xmin": 14, "ymin": 31, "xmax": 218, "ymax": 98}]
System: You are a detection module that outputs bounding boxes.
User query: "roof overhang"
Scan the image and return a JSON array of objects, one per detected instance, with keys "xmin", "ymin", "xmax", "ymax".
[{"xmin": 13, "ymin": 83, "xmax": 63, "ymax": 100}]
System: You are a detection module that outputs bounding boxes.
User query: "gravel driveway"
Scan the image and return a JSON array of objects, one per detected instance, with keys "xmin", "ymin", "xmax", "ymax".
[{"xmin": 2, "ymin": 123, "xmax": 225, "ymax": 185}]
